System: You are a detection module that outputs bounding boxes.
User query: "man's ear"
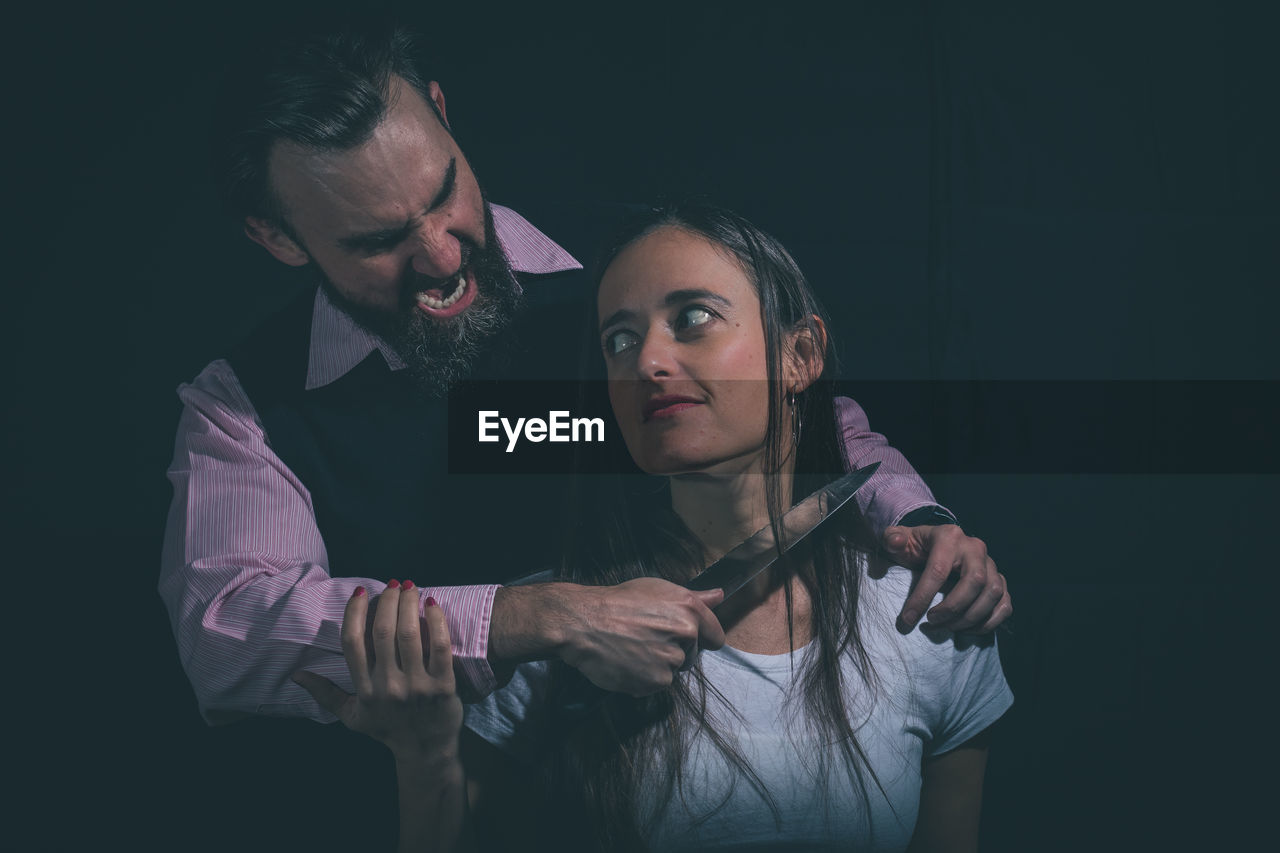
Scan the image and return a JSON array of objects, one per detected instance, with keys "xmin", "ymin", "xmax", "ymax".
[
  {"xmin": 244, "ymin": 217, "xmax": 310, "ymax": 267},
  {"xmin": 784, "ymin": 315, "xmax": 828, "ymax": 394},
  {"xmin": 427, "ymin": 81, "xmax": 450, "ymax": 128}
]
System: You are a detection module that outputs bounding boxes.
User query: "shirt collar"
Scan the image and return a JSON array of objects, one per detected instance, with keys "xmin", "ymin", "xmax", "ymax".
[{"xmin": 305, "ymin": 203, "xmax": 581, "ymax": 390}]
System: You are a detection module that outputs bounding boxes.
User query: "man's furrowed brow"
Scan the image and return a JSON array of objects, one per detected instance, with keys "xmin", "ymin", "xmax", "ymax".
[
  {"xmin": 427, "ymin": 158, "xmax": 457, "ymax": 212},
  {"xmin": 334, "ymin": 158, "xmax": 456, "ymax": 253},
  {"xmin": 337, "ymin": 221, "xmax": 416, "ymax": 252}
]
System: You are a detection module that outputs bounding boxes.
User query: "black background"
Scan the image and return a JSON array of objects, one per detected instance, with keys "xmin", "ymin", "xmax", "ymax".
[{"xmin": 9, "ymin": 0, "xmax": 1278, "ymax": 849}]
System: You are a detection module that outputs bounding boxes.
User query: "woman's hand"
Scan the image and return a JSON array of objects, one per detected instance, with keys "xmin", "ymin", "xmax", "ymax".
[{"xmin": 293, "ymin": 580, "xmax": 463, "ymax": 764}]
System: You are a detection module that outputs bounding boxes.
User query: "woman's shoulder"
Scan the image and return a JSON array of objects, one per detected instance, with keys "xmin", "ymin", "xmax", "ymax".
[{"xmin": 851, "ymin": 553, "xmax": 1013, "ymax": 750}]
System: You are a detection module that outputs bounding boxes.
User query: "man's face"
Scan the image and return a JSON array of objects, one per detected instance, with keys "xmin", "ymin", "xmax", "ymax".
[{"xmin": 258, "ymin": 76, "xmax": 520, "ymax": 392}]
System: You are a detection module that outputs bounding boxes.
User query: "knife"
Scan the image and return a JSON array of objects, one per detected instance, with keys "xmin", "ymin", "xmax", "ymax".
[
  {"xmin": 554, "ymin": 462, "xmax": 879, "ymax": 717},
  {"xmin": 684, "ymin": 461, "xmax": 880, "ymax": 608}
]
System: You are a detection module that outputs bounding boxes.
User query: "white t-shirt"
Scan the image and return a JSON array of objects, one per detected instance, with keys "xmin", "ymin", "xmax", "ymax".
[{"xmin": 464, "ymin": 565, "xmax": 1013, "ymax": 851}]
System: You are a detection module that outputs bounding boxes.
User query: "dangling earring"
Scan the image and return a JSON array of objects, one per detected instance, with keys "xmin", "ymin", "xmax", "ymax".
[{"xmin": 788, "ymin": 391, "xmax": 803, "ymax": 450}]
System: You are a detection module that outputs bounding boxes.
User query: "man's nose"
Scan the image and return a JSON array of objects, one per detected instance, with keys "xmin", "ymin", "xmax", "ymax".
[{"xmin": 408, "ymin": 223, "xmax": 463, "ymax": 279}]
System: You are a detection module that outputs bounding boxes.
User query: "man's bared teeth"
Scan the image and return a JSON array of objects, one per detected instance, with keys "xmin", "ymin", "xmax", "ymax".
[{"xmin": 415, "ymin": 273, "xmax": 468, "ymax": 309}]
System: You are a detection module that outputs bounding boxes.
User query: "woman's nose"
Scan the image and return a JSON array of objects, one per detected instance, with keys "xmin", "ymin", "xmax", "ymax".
[{"xmin": 636, "ymin": 333, "xmax": 677, "ymax": 380}]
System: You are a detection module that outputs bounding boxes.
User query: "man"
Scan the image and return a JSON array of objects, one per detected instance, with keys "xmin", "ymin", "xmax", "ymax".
[{"xmin": 160, "ymin": 23, "xmax": 1008, "ymax": 728}]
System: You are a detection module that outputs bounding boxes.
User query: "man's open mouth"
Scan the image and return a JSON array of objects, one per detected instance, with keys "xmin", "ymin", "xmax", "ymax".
[{"xmin": 414, "ymin": 267, "xmax": 478, "ymax": 318}]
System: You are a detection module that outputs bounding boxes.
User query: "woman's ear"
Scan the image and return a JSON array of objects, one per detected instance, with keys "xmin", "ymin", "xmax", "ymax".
[{"xmin": 784, "ymin": 315, "xmax": 828, "ymax": 394}]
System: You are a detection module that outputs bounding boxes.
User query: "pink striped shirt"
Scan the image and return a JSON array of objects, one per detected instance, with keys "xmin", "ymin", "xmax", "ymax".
[{"xmin": 159, "ymin": 204, "xmax": 939, "ymax": 724}]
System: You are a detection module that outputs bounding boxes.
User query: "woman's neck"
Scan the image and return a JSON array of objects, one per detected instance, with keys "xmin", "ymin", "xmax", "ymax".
[
  {"xmin": 668, "ymin": 468, "xmax": 788, "ymax": 563},
  {"xmin": 668, "ymin": 458, "xmax": 812, "ymax": 654}
]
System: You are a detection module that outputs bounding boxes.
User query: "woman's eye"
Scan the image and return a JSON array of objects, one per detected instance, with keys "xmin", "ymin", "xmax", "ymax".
[
  {"xmin": 603, "ymin": 330, "xmax": 639, "ymax": 356},
  {"xmin": 676, "ymin": 306, "xmax": 714, "ymax": 330}
]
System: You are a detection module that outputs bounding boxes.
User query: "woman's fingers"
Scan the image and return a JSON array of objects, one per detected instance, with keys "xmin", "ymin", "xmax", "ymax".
[
  {"xmin": 397, "ymin": 580, "xmax": 426, "ymax": 676},
  {"xmin": 421, "ymin": 597, "xmax": 455, "ymax": 686},
  {"xmin": 340, "ymin": 586, "xmax": 374, "ymax": 696},
  {"xmin": 316, "ymin": 584, "xmax": 460, "ymax": 753},
  {"xmin": 373, "ymin": 580, "xmax": 404, "ymax": 689},
  {"xmin": 369, "ymin": 583, "xmax": 455, "ymax": 684}
]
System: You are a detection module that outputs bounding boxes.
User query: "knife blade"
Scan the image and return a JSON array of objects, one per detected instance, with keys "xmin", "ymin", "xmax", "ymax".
[{"xmin": 685, "ymin": 461, "xmax": 879, "ymax": 609}]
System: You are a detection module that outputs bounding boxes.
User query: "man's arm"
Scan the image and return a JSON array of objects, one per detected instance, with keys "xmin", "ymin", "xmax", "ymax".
[
  {"xmin": 835, "ymin": 396, "xmax": 948, "ymax": 533},
  {"xmin": 487, "ymin": 578, "xmax": 725, "ymax": 695},
  {"xmin": 835, "ymin": 397, "xmax": 1011, "ymax": 632},
  {"xmin": 158, "ymin": 360, "xmax": 501, "ymax": 722},
  {"xmin": 160, "ymin": 361, "xmax": 724, "ymax": 720}
]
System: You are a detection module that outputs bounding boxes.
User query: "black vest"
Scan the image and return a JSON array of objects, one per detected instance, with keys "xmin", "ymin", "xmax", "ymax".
[
  {"xmin": 229, "ymin": 282, "xmax": 591, "ymax": 587},
  {"xmin": 225, "ymin": 203, "xmax": 628, "ymax": 585}
]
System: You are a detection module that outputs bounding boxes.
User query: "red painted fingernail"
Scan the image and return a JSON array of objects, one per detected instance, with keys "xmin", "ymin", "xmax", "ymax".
[
  {"xmin": 387, "ymin": 579, "xmax": 400, "ymax": 589},
  {"xmin": 402, "ymin": 579, "xmax": 415, "ymax": 590},
  {"xmin": 352, "ymin": 586, "xmax": 366, "ymax": 598},
  {"xmin": 426, "ymin": 596, "xmax": 437, "ymax": 607}
]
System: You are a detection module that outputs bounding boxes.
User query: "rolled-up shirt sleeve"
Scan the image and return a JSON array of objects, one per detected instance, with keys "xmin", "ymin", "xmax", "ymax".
[
  {"xmin": 835, "ymin": 396, "xmax": 953, "ymax": 535},
  {"xmin": 158, "ymin": 359, "xmax": 499, "ymax": 724}
]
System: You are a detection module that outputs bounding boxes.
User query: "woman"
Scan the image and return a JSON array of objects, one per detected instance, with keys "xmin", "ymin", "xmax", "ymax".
[{"xmin": 299, "ymin": 202, "xmax": 1013, "ymax": 852}]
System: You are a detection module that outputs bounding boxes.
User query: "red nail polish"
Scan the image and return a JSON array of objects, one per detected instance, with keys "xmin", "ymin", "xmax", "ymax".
[
  {"xmin": 426, "ymin": 596, "xmax": 437, "ymax": 607},
  {"xmin": 402, "ymin": 579, "xmax": 415, "ymax": 591},
  {"xmin": 352, "ymin": 586, "xmax": 366, "ymax": 598},
  {"xmin": 387, "ymin": 579, "xmax": 400, "ymax": 589}
]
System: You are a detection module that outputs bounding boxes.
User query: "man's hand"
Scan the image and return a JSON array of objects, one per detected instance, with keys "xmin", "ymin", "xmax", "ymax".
[
  {"xmin": 490, "ymin": 578, "xmax": 725, "ymax": 697},
  {"xmin": 292, "ymin": 580, "xmax": 463, "ymax": 764},
  {"xmin": 561, "ymin": 578, "xmax": 726, "ymax": 695},
  {"xmin": 883, "ymin": 525, "xmax": 1011, "ymax": 634}
]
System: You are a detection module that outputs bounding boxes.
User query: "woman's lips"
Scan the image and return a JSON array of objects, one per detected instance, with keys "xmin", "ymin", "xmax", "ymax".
[{"xmin": 643, "ymin": 396, "xmax": 704, "ymax": 422}]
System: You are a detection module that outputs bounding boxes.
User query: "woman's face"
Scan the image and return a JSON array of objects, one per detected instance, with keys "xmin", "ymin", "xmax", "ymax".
[{"xmin": 597, "ymin": 226, "xmax": 777, "ymax": 476}]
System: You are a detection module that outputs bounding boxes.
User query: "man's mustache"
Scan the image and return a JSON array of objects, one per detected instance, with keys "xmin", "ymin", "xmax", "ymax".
[{"xmin": 400, "ymin": 243, "xmax": 479, "ymax": 296}]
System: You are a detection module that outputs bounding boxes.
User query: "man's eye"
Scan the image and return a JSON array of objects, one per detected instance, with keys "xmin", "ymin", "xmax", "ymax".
[
  {"xmin": 353, "ymin": 234, "xmax": 408, "ymax": 256},
  {"xmin": 603, "ymin": 330, "xmax": 639, "ymax": 356},
  {"xmin": 676, "ymin": 305, "xmax": 714, "ymax": 330}
]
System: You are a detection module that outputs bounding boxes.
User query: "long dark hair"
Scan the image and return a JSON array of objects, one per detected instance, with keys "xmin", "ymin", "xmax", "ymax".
[{"xmin": 542, "ymin": 202, "xmax": 886, "ymax": 850}]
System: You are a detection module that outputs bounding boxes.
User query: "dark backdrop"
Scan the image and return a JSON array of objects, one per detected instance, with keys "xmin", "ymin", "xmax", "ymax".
[{"xmin": 10, "ymin": 1, "xmax": 1277, "ymax": 850}]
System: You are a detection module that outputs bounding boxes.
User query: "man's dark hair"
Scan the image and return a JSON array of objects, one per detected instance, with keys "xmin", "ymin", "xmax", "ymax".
[{"xmin": 210, "ymin": 22, "xmax": 440, "ymax": 226}]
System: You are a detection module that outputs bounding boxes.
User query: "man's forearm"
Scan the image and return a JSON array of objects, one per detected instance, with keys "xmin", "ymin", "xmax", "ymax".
[{"xmin": 487, "ymin": 582, "xmax": 584, "ymax": 663}]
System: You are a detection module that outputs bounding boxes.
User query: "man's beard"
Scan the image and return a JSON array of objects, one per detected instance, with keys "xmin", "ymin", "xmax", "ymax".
[{"xmin": 317, "ymin": 205, "xmax": 523, "ymax": 396}]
